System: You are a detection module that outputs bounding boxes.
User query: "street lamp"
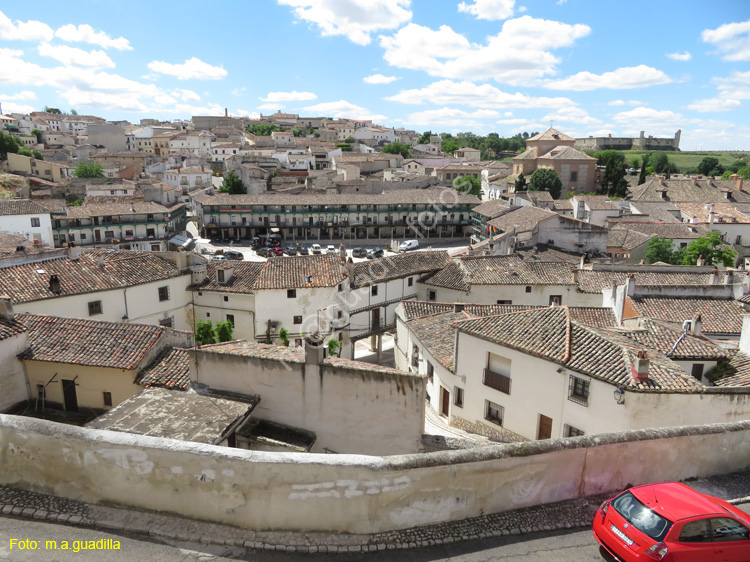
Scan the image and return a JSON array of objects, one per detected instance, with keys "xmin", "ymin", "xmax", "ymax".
[{"xmin": 613, "ymin": 386, "xmax": 625, "ymax": 406}]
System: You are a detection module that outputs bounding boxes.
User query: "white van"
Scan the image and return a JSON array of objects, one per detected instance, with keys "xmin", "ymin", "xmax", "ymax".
[{"xmin": 399, "ymin": 239, "xmax": 419, "ymax": 252}]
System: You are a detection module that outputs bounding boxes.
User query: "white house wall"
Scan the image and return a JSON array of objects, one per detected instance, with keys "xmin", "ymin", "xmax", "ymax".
[
  {"xmin": 0, "ymin": 333, "xmax": 30, "ymax": 411},
  {"xmin": 0, "ymin": 213, "xmax": 53, "ymax": 247},
  {"xmin": 417, "ymin": 283, "xmax": 600, "ymax": 307}
]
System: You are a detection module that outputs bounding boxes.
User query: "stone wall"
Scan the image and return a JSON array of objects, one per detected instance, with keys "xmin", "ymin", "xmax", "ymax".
[
  {"xmin": 1, "ymin": 415, "xmax": 749, "ymax": 535},
  {"xmin": 450, "ymin": 414, "xmax": 528, "ymax": 443},
  {"xmin": 575, "ymin": 130, "xmax": 681, "ymax": 153}
]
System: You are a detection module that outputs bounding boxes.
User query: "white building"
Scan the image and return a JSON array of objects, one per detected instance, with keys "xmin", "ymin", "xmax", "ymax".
[{"xmin": 0, "ymin": 199, "xmax": 54, "ymax": 247}]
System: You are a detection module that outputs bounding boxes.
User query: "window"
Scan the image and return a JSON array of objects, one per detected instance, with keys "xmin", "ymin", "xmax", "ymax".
[
  {"xmin": 287, "ymin": 289, "xmax": 296, "ymax": 298},
  {"xmin": 525, "ymin": 286, "xmax": 532, "ymax": 293},
  {"xmin": 223, "ymin": 296, "xmax": 229, "ymax": 302},
  {"xmin": 30, "ymin": 217, "xmax": 40, "ymax": 227},
  {"xmin": 568, "ymin": 375, "xmax": 590, "ymax": 406},
  {"xmin": 217, "ymin": 270, "xmax": 225, "ymax": 283},
  {"xmin": 294, "ymin": 315, "xmax": 302, "ymax": 325},
  {"xmin": 103, "ymin": 392, "xmax": 112, "ymax": 407},
  {"xmin": 428, "ymin": 290, "xmax": 436, "ymax": 301},
  {"xmin": 371, "ymin": 285, "xmax": 378, "ymax": 296},
  {"xmin": 88, "ymin": 300, "xmax": 102, "ymax": 316},
  {"xmin": 338, "ymin": 284, "xmax": 343, "ymax": 292},
  {"xmin": 454, "ymin": 387, "xmax": 464, "ymax": 408},
  {"xmin": 497, "ymin": 300, "xmax": 512, "ymax": 305},
  {"xmin": 206, "ymin": 312, "xmax": 210, "ymax": 318},
  {"xmin": 709, "ymin": 517, "xmax": 750, "ymax": 541},
  {"xmin": 485, "ymin": 400, "xmax": 503, "ymax": 426},
  {"xmin": 426, "ymin": 361, "xmax": 434, "ymax": 377},
  {"xmin": 407, "ymin": 277, "xmax": 413, "ymax": 287},
  {"xmin": 36, "ymin": 384, "xmax": 45, "ymax": 401},
  {"xmin": 691, "ymin": 363, "xmax": 704, "ymax": 381},
  {"xmin": 570, "ymin": 171, "xmax": 578, "ymax": 182},
  {"xmin": 80, "ymin": 233, "xmax": 87, "ymax": 240},
  {"xmin": 679, "ymin": 520, "xmax": 710, "ymax": 542},
  {"xmin": 158, "ymin": 286, "xmax": 170, "ymax": 301},
  {"xmin": 564, "ymin": 424, "xmax": 584, "ymax": 437},
  {"xmin": 159, "ymin": 317, "xmax": 173, "ymax": 328},
  {"xmin": 226, "ymin": 314, "xmax": 235, "ymax": 326}
]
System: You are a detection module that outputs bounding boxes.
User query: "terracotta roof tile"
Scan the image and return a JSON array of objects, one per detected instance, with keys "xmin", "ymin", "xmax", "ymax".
[
  {"xmin": 254, "ymin": 254, "xmax": 347, "ymax": 289},
  {"xmin": 611, "ymin": 318, "xmax": 729, "ymax": 360},
  {"xmin": 626, "ymin": 296, "xmax": 745, "ymax": 335},
  {"xmin": 576, "ymin": 270, "xmax": 715, "ymax": 294},
  {"xmin": 630, "ymin": 177, "xmax": 750, "ymax": 203},
  {"xmin": 351, "ymin": 251, "xmax": 452, "ymax": 288},
  {"xmin": 0, "ymin": 199, "xmax": 49, "ymax": 216},
  {"xmin": 136, "ymin": 347, "xmax": 191, "ymax": 390},
  {"xmin": 0, "ymin": 317, "xmax": 26, "ymax": 341}
]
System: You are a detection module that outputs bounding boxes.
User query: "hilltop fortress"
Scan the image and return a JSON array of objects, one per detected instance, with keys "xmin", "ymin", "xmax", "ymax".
[{"xmin": 575, "ymin": 130, "xmax": 681, "ymax": 152}]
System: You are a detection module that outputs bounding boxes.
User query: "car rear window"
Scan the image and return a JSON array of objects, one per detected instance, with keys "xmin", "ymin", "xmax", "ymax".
[{"xmin": 612, "ymin": 491, "xmax": 673, "ymax": 541}]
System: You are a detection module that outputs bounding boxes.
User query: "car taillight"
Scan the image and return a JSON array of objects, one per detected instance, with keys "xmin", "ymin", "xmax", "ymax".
[
  {"xmin": 599, "ymin": 499, "xmax": 610, "ymax": 523},
  {"xmin": 643, "ymin": 541, "xmax": 668, "ymax": 560}
]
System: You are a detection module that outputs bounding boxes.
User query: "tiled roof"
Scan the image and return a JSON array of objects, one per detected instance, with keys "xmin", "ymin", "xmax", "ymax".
[
  {"xmin": 574, "ymin": 195, "xmax": 619, "ymax": 210},
  {"xmin": 613, "ymin": 222, "xmax": 706, "ymax": 239},
  {"xmin": 513, "ymin": 147, "xmax": 538, "ymax": 160},
  {"xmin": 613, "ymin": 318, "xmax": 729, "ymax": 360},
  {"xmin": 255, "ymin": 254, "xmax": 347, "ymax": 289},
  {"xmin": 191, "ymin": 261, "xmax": 265, "ymax": 293},
  {"xmin": 576, "ymin": 269, "xmax": 715, "ymax": 294},
  {"xmin": 194, "ymin": 188, "xmax": 480, "ymax": 206},
  {"xmin": 676, "ymin": 202, "xmax": 750, "ymax": 224},
  {"xmin": 515, "ymin": 245, "xmax": 583, "ymax": 265},
  {"xmin": 453, "ymin": 306, "xmax": 702, "ymax": 391},
  {"xmin": 136, "ymin": 347, "xmax": 191, "ymax": 390},
  {"xmin": 0, "ymin": 232, "xmax": 41, "ymax": 258},
  {"xmin": 629, "ymin": 178, "xmax": 750, "ymax": 203},
  {"xmin": 608, "ymin": 227, "xmax": 653, "ymax": 250},
  {"xmin": 626, "ymin": 202, "xmax": 682, "ymax": 222},
  {"xmin": 0, "ymin": 317, "xmax": 26, "ymax": 341},
  {"xmin": 553, "ymin": 199, "xmax": 573, "ymax": 210},
  {"xmin": 0, "ymin": 199, "xmax": 49, "ymax": 216},
  {"xmin": 351, "ymin": 251, "xmax": 452, "ymax": 288},
  {"xmin": 63, "ymin": 200, "xmax": 184, "ymax": 219},
  {"xmin": 408, "ymin": 311, "xmax": 469, "ymax": 370},
  {"xmin": 0, "ymin": 250, "xmax": 186, "ymax": 304},
  {"xmin": 626, "ymin": 296, "xmax": 745, "ymax": 335},
  {"xmin": 527, "ymin": 128, "xmax": 575, "ymax": 143},
  {"xmin": 17, "ymin": 314, "xmax": 169, "ymax": 369},
  {"xmin": 539, "ymin": 146, "xmax": 597, "ymax": 162},
  {"xmin": 333, "ymin": 153, "xmax": 402, "ymax": 163},
  {"xmin": 471, "ymin": 200, "xmax": 514, "ymax": 219},
  {"xmin": 86, "ymin": 387, "xmax": 256, "ymax": 445},
  {"xmin": 712, "ymin": 352, "xmax": 750, "ymax": 387},
  {"xmin": 487, "ymin": 206, "xmax": 557, "ymax": 233}
]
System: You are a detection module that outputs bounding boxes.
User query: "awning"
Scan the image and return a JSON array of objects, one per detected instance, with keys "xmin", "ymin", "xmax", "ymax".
[{"xmin": 169, "ymin": 235, "xmax": 193, "ymax": 248}]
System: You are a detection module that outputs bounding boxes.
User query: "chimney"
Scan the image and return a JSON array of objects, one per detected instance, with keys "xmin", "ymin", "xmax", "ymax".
[
  {"xmin": 697, "ymin": 255, "xmax": 706, "ymax": 267},
  {"xmin": 0, "ymin": 296, "xmax": 15, "ymax": 320},
  {"xmin": 658, "ymin": 176, "xmax": 666, "ymax": 186},
  {"xmin": 225, "ymin": 108, "xmax": 228, "ymax": 117},
  {"xmin": 48, "ymin": 274, "xmax": 62, "ymax": 295},
  {"xmin": 710, "ymin": 269, "xmax": 719, "ymax": 284},
  {"xmin": 190, "ymin": 263, "xmax": 207, "ymax": 285},
  {"xmin": 97, "ymin": 255, "xmax": 105, "ymax": 269},
  {"xmin": 304, "ymin": 332, "xmax": 326, "ymax": 365},
  {"xmin": 339, "ymin": 243, "xmax": 346, "ymax": 261},
  {"xmin": 454, "ymin": 302, "xmax": 465, "ymax": 313},
  {"xmin": 691, "ymin": 314, "xmax": 702, "ymax": 337},
  {"xmin": 708, "ymin": 207, "xmax": 715, "ymax": 226},
  {"xmin": 579, "ymin": 252, "xmax": 587, "ymax": 270},
  {"xmin": 737, "ymin": 177, "xmax": 744, "ymax": 192},
  {"xmin": 725, "ymin": 269, "xmax": 735, "ymax": 286},
  {"xmin": 626, "ymin": 273, "xmax": 636, "ymax": 296},
  {"xmin": 631, "ymin": 350, "xmax": 649, "ymax": 382}
]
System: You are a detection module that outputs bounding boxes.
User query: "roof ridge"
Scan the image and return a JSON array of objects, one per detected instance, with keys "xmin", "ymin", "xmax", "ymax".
[{"xmin": 562, "ymin": 305, "xmax": 571, "ymax": 363}]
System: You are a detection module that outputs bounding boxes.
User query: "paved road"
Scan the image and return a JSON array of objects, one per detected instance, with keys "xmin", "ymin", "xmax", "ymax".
[{"xmin": 4, "ymin": 503, "xmax": 747, "ymax": 562}]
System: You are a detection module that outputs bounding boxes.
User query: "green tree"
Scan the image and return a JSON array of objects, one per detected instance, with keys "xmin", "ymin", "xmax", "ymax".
[
  {"xmin": 246, "ymin": 124, "xmax": 281, "ymax": 136},
  {"xmin": 31, "ymin": 150, "xmax": 44, "ymax": 160},
  {"xmin": 638, "ymin": 154, "xmax": 650, "ymax": 185},
  {"xmin": 219, "ymin": 170, "xmax": 245, "ymax": 194},
  {"xmin": 215, "ymin": 320, "xmax": 234, "ymax": 343},
  {"xmin": 418, "ymin": 130, "xmax": 433, "ymax": 144},
  {"xmin": 195, "ymin": 320, "xmax": 216, "ymax": 345},
  {"xmin": 697, "ymin": 157, "xmax": 720, "ymax": 176},
  {"xmin": 0, "ymin": 131, "xmax": 22, "ymax": 159},
  {"xmin": 278, "ymin": 327, "xmax": 289, "ymax": 347},
  {"xmin": 31, "ymin": 129, "xmax": 42, "ymax": 144},
  {"xmin": 453, "ymin": 175, "xmax": 481, "ymax": 196},
  {"xmin": 528, "ymin": 168, "xmax": 563, "ymax": 199},
  {"xmin": 442, "ymin": 137, "xmax": 460, "ymax": 154},
  {"xmin": 737, "ymin": 166, "xmax": 750, "ymax": 180},
  {"xmin": 73, "ymin": 162, "xmax": 105, "ymax": 178},
  {"xmin": 326, "ymin": 339, "xmax": 340, "ymax": 357},
  {"xmin": 43, "ymin": 107, "xmax": 62, "ymax": 114},
  {"xmin": 69, "ymin": 109, "xmax": 78, "ymax": 116},
  {"xmin": 381, "ymin": 142, "xmax": 412, "ymax": 159},
  {"xmin": 680, "ymin": 232, "xmax": 737, "ymax": 267},
  {"xmin": 644, "ymin": 236, "xmax": 679, "ymax": 264},
  {"xmin": 291, "ymin": 127, "xmax": 305, "ymax": 137},
  {"xmin": 652, "ymin": 153, "xmax": 677, "ymax": 177},
  {"xmin": 515, "ymin": 173, "xmax": 527, "ymax": 191}
]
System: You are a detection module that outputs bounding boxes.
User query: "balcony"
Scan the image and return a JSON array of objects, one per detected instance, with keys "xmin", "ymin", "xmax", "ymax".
[{"xmin": 483, "ymin": 368, "xmax": 511, "ymax": 394}]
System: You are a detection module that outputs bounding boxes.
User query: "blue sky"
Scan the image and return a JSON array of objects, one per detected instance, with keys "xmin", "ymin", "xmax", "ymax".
[{"xmin": 1, "ymin": 1, "xmax": 749, "ymax": 150}]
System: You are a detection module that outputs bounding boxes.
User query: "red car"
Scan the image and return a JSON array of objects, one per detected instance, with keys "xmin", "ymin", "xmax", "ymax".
[
  {"xmin": 271, "ymin": 247, "xmax": 284, "ymax": 256},
  {"xmin": 593, "ymin": 482, "xmax": 750, "ymax": 561}
]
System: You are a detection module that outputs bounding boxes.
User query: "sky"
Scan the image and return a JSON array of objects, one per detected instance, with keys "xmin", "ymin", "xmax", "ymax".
[{"xmin": 1, "ymin": 1, "xmax": 749, "ymax": 150}]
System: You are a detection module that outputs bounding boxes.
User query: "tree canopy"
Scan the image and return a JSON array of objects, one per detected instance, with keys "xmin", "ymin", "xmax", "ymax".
[
  {"xmin": 515, "ymin": 173, "xmax": 527, "ymax": 191},
  {"xmin": 73, "ymin": 162, "xmax": 105, "ymax": 178},
  {"xmin": 453, "ymin": 175, "xmax": 481, "ymax": 196},
  {"xmin": 528, "ymin": 168, "xmax": 562, "ymax": 199},
  {"xmin": 643, "ymin": 232, "xmax": 736, "ymax": 267},
  {"xmin": 381, "ymin": 142, "xmax": 412, "ymax": 159},
  {"xmin": 247, "ymin": 124, "xmax": 282, "ymax": 136},
  {"xmin": 652, "ymin": 153, "xmax": 678, "ymax": 178},
  {"xmin": 215, "ymin": 320, "xmax": 234, "ymax": 343},
  {"xmin": 0, "ymin": 131, "xmax": 22, "ymax": 159},
  {"xmin": 219, "ymin": 170, "xmax": 245, "ymax": 194},
  {"xmin": 638, "ymin": 154, "xmax": 649, "ymax": 185},
  {"xmin": 195, "ymin": 320, "xmax": 216, "ymax": 345},
  {"xmin": 644, "ymin": 236, "xmax": 677, "ymax": 264},
  {"xmin": 594, "ymin": 150, "xmax": 628, "ymax": 198}
]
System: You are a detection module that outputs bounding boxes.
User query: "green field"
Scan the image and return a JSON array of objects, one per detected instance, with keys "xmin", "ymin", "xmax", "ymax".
[{"xmin": 618, "ymin": 150, "xmax": 750, "ymax": 173}]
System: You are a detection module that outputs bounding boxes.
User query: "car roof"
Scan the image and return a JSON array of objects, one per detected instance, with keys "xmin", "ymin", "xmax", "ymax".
[{"xmin": 628, "ymin": 483, "xmax": 727, "ymax": 522}]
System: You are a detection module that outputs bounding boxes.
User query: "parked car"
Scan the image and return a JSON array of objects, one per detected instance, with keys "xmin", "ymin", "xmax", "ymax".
[
  {"xmin": 250, "ymin": 237, "xmax": 261, "ymax": 249},
  {"xmin": 399, "ymin": 239, "xmax": 419, "ymax": 252},
  {"xmin": 225, "ymin": 250, "xmax": 244, "ymax": 260},
  {"xmin": 271, "ymin": 247, "xmax": 284, "ymax": 256},
  {"xmin": 210, "ymin": 254, "xmax": 227, "ymax": 261},
  {"xmin": 351, "ymin": 247, "xmax": 368, "ymax": 258},
  {"xmin": 326, "ymin": 244, "xmax": 337, "ymax": 254},
  {"xmin": 366, "ymin": 248, "xmax": 384, "ymax": 259},
  {"xmin": 256, "ymin": 247, "xmax": 270, "ymax": 257},
  {"xmin": 298, "ymin": 245, "xmax": 310, "ymax": 255},
  {"xmin": 311, "ymin": 243, "xmax": 322, "ymax": 254},
  {"xmin": 283, "ymin": 246, "xmax": 299, "ymax": 256},
  {"xmin": 593, "ymin": 482, "xmax": 750, "ymax": 562}
]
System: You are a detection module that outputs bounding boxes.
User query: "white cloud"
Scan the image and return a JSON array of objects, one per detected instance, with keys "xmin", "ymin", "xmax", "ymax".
[
  {"xmin": 666, "ymin": 51, "xmax": 691, "ymax": 61},
  {"xmin": 235, "ymin": 109, "xmax": 261, "ymax": 118},
  {"xmin": 278, "ymin": 0, "xmax": 412, "ymax": 46},
  {"xmin": 231, "ymin": 87, "xmax": 246, "ymax": 96},
  {"xmin": 0, "ymin": 10, "xmax": 53, "ymax": 42},
  {"xmin": 147, "ymin": 57, "xmax": 227, "ymax": 80},
  {"xmin": 302, "ymin": 100, "xmax": 386, "ymax": 121},
  {"xmin": 608, "ymin": 99, "xmax": 645, "ymax": 106},
  {"xmin": 261, "ymin": 90, "xmax": 317, "ymax": 102},
  {"xmin": 54, "ymin": 23, "xmax": 132, "ymax": 51},
  {"xmin": 0, "ymin": 90, "xmax": 36, "ymax": 101},
  {"xmin": 379, "ymin": 16, "xmax": 590, "ymax": 84},
  {"xmin": 611, "ymin": 107, "xmax": 684, "ymax": 133},
  {"xmin": 405, "ymin": 107, "xmax": 500, "ymax": 128},
  {"xmin": 457, "ymin": 0, "xmax": 514, "ymax": 21},
  {"xmin": 686, "ymin": 97, "xmax": 742, "ymax": 112},
  {"xmin": 174, "ymin": 89, "xmax": 201, "ymax": 102},
  {"xmin": 712, "ymin": 70, "xmax": 750, "ymax": 100},
  {"xmin": 541, "ymin": 107, "xmax": 601, "ymax": 125},
  {"xmin": 544, "ymin": 65, "xmax": 671, "ymax": 91},
  {"xmin": 702, "ymin": 19, "xmax": 750, "ymax": 62},
  {"xmin": 0, "ymin": 101, "xmax": 34, "ymax": 113},
  {"xmin": 363, "ymin": 73, "xmax": 398, "ymax": 84},
  {"xmin": 386, "ymin": 79, "xmax": 576, "ymax": 109},
  {"xmin": 38, "ymin": 43, "xmax": 115, "ymax": 70},
  {"xmin": 258, "ymin": 103, "xmax": 285, "ymax": 111}
]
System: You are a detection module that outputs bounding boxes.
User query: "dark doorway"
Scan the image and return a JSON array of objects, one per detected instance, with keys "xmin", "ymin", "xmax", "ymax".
[
  {"xmin": 371, "ymin": 308, "xmax": 380, "ymax": 329},
  {"xmin": 62, "ymin": 379, "xmax": 78, "ymax": 412},
  {"xmin": 441, "ymin": 387, "xmax": 450, "ymax": 417},
  {"xmin": 537, "ymin": 414, "xmax": 552, "ymax": 440}
]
